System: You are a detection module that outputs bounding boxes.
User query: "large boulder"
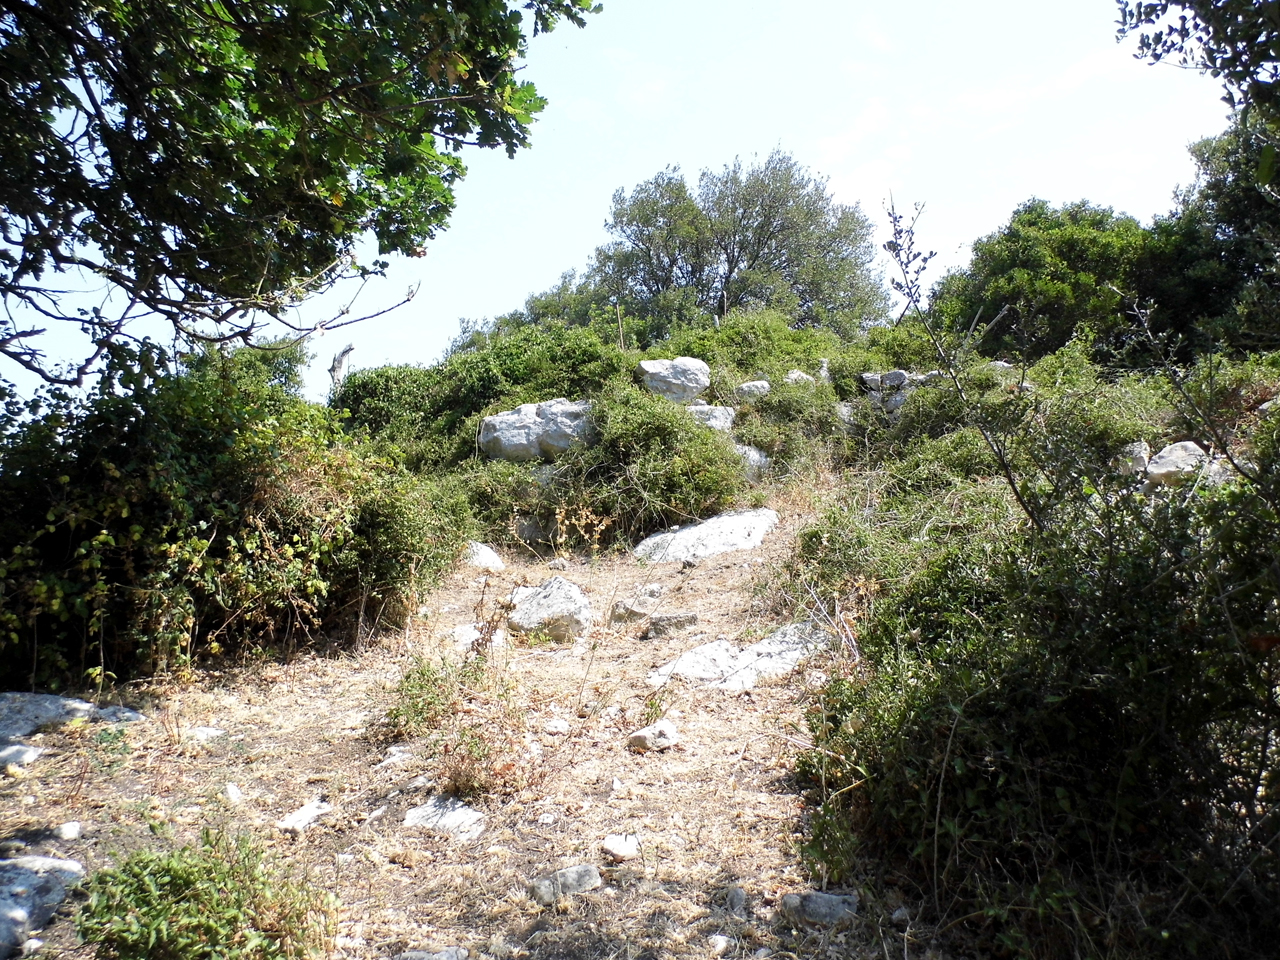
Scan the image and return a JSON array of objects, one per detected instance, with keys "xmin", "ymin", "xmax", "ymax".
[
  {"xmin": 633, "ymin": 508, "xmax": 779, "ymax": 563},
  {"xmin": 479, "ymin": 399, "xmax": 594, "ymax": 462},
  {"xmin": 636, "ymin": 357, "xmax": 710, "ymax": 404},
  {"xmin": 508, "ymin": 576, "xmax": 593, "ymax": 641}
]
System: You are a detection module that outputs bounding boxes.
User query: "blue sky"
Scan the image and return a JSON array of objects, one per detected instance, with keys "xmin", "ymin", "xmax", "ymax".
[{"xmin": 6, "ymin": 1, "xmax": 1237, "ymax": 399}]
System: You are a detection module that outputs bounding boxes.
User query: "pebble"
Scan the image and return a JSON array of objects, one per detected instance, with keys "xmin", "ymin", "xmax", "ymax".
[
  {"xmin": 187, "ymin": 726, "xmax": 226, "ymax": 742},
  {"xmin": 626, "ymin": 719, "xmax": 679, "ymax": 752},
  {"xmin": 528, "ymin": 864, "xmax": 602, "ymax": 905},
  {"xmin": 547, "ymin": 558, "xmax": 569, "ymax": 571},
  {"xmin": 223, "ymin": 783, "xmax": 244, "ymax": 805},
  {"xmin": 20, "ymin": 939, "xmax": 43, "ymax": 957},
  {"xmin": 601, "ymin": 833, "xmax": 640, "ymax": 862},
  {"xmin": 725, "ymin": 884, "xmax": 749, "ymax": 916},
  {"xmin": 709, "ymin": 935, "xmax": 732, "ymax": 957},
  {"xmin": 275, "ymin": 799, "xmax": 333, "ymax": 836},
  {"xmin": 53, "ymin": 821, "xmax": 81, "ymax": 841},
  {"xmin": 393, "ymin": 949, "xmax": 468, "ymax": 960},
  {"xmin": 891, "ymin": 905, "xmax": 912, "ymax": 926},
  {"xmin": 780, "ymin": 890, "xmax": 859, "ymax": 927}
]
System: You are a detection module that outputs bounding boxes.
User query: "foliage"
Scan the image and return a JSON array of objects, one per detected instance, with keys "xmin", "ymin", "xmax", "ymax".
[
  {"xmin": 385, "ymin": 655, "xmax": 488, "ymax": 738},
  {"xmin": 0, "ymin": 0, "xmax": 596, "ymax": 384},
  {"xmin": 77, "ymin": 829, "xmax": 335, "ymax": 959},
  {"xmin": 0, "ymin": 344, "xmax": 467, "ymax": 686},
  {"xmin": 333, "ymin": 323, "xmax": 633, "ymax": 470},
  {"xmin": 512, "ymin": 379, "xmax": 746, "ymax": 544},
  {"xmin": 792, "ymin": 348, "xmax": 1280, "ymax": 958},
  {"xmin": 1118, "ymin": 1, "xmax": 1280, "ymax": 121},
  {"xmin": 929, "ymin": 199, "xmax": 1148, "ymax": 362},
  {"xmin": 509, "ymin": 151, "xmax": 890, "ymax": 340}
]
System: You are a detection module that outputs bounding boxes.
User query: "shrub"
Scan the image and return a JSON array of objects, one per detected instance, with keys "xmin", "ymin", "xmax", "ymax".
[
  {"xmin": 77, "ymin": 830, "xmax": 334, "ymax": 960},
  {"xmin": 793, "ymin": 365, "xmax": 1280, "ymax": 958},
  {"xmin": 0, "ymin": 346, "xmax": 466, "ymax": 686}
]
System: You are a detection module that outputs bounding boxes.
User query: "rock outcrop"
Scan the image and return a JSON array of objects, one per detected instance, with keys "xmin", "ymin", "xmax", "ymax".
[
  {"xmin": 478, "ymin": 399, "xmax": 595, "ymax": 462},
  {"xmin": 635, "ymin": 357, "xmax": 711, "ymax": 404},
  {"xmin": 633, "ymin": 508, "xmax": 779, "ymax": 563}
]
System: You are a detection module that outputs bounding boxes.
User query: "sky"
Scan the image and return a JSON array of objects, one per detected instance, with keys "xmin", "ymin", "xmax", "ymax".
[{"xmin": 7, "ymin": 1, "xmax": 1236, "ymax": 400}]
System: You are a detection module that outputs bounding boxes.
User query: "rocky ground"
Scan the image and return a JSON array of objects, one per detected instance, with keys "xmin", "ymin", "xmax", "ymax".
[{"xmin": 0, "ymin": 485, "xmax": 924, "ymax": 960}]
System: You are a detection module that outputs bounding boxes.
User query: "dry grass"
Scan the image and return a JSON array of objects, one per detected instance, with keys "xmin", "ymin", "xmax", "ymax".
[{"xmin": 0, "ymin": 477, "xmax": 930, "ymax": 960}]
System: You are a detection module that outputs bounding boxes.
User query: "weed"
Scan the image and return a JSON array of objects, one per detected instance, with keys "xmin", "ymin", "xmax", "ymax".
[{"xmin": 76, "ymin": 829, "xmax": 335, "ymax": 959}]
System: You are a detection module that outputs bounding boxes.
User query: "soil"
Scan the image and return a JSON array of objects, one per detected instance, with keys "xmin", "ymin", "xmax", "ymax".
[{"xmin": 0, "ymin": 491, "xmax": 907, "ymax": 960}]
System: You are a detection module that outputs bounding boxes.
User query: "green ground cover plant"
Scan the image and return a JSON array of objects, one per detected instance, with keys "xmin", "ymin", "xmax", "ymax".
[{"xmin": 77, "ymin": 829, "xmax": 335, "ymax": 959}]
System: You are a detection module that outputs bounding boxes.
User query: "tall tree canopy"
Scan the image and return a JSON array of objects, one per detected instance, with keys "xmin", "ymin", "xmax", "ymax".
[
  {"xmin": 581, "ymin": 151, "xmax": 888, "ymax": 338},
  {"xmin": 0, "ymin": 0, "xmax": 595, "ymax": 384}
]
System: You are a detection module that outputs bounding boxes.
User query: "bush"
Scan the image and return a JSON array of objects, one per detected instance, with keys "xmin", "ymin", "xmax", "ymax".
[
  {"xmin": 0, "ymin": 346, "xmax": 467, "ymax": 686},
  {"xmin": 77, "ymin": 830, "xmax": 334, "ymax": 959},
  {"xmin": 793, "ymin": 362, "xmax": 1280, "ymax": 958}
]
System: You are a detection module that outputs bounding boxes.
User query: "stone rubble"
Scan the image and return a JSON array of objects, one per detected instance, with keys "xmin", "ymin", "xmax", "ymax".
[
  {"xmin": 627, "ymin": 719, "xmax": 679, "ymax": 752},
  {"xmin": 403, "ymin": 796, "xmax": 486, "ymax": 842}
]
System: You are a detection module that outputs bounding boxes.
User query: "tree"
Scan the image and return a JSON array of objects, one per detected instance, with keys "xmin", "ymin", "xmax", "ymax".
[
  {"xmin": 589, "ymin": 151, "xmax": 890, "ymax": 337},
  {"xmin": 930, "ymin": 199, "xmax": 1148, "ymax": 362},
  {"xmin": 0, "ymin": 0, "xmax": 595, "ymax": 385}
]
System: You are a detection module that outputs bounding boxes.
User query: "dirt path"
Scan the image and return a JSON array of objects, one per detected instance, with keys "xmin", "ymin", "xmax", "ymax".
[{"xmin": 1, "ymin": 499, "xmax": 863, "ymax": 960}]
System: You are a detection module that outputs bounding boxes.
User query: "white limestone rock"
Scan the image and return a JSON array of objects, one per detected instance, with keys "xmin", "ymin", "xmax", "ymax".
[
  {"xmin": 780, "ymin": 890, "xmax": 859, "ymax": 927},
  {"xmin": 0, "ymin": 857, "xmax": 84, "ymax": 959},
  {"xmin": 636, "ymin": 357, "xmax": 711, "ymax": 403},
  {"xmin": 734, "ymin": 380, "xmax": 771, "ymax": 400},
  {"xmin": 1110, "ymin": 441, "xmax": 1151, "ymax": 476},
  {"xmin": 478, "ymin": 398, "xmax": 595, "ymax": 462},
  {"xmin": 1146, "ymin": 441, "xmax": 1209, "ymax": 486},
  {"xmin": 633, "ymin": 508, "xmax": 779, "ymax": 564},
  {"xmin": 784, "ymin": 369, "xmax": 816, "ymax": 384},
  {"xmin": 735, "ymin": 444, "xmax": 771, "ymax": 483},
  {"xmin": 602, "ymin": 833, "xmax": 640, "ymax": 862},
  {"xmin": 508, "ymin": 576, "xmax": 593, "ymax": 642},
  {"xmin": 688, "ymin": 405, "xmax": 736, "ymax": 432},
  {"xmin": 627, "ymin": 719, "xmax": 679, "ymax": 752},
  {"xmin": 275, "ymin": 799, "xmax": 333, "ymax": 836},
  {"xmin": 0, "ymin": 693, "xmax": 95, "ymax": 741},
  {"xmin": 648, "ymin": 623, "xmax": 831, "ymax": 691},
  {"xmin": 528, "ymin": 864, "xmax": 602, "ymax": 905},
  {"xmin": 404, "ymin": 796, "xmax": 486, "ymax": 842},
  {"xmin": 464, "ymin": 541, "xmax": 505, "ymax": 573}
]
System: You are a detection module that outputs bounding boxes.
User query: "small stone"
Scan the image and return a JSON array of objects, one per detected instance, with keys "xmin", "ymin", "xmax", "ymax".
[
  {"xmin": 780, "ymin": 890, "xmax": 859, "ymax": 927},
  {"xmin": 709, "ymin": 935, "xmax": 732, "ymax": 957},
  {"xmin": 537, "ymin": 812, "xmax": 556, "ymax": 825},
  {"xmin": 646, "ymin": 612, "xmax": 699, "ymax": 638},
  {"xmin": 725, "ymin": 884, "xmax": 749, "ymax": 916},
  {"xmin": 611, "ymin": 596, "xmax": 661, "ymax": 623},
  {"xmin": 508, "ymin": 576, "xmax": 594, "ymax": 642},
  {"xmin": 544, "ymin": 718, "xmax": 571, "ymax": 736},
  {"xmin": 96, "ymin": 705, "xmax": 146, "ymax": 723},
  {"xmin": 404, "ymin": 796, "xmax": 486, "ymax": 842},
  {"xmin": 0, "ymin": 744, "xmax": 43, "ymax": 768},
  {"xmin": 627, "ymin": 719, "xmax": 679, "ymax": 752},
  {"xmin": 53, "ymin": 821, "xmax": 81, "ymax": 841},
  {"xmin": 5, "ymin": 763, "xmax": 25, "ymax": 779},
  {"xmin": 187, "ymin": 726, "xmax": 225, "ymax": 742},
  {"xmin": 637, "ymin": 583, "xmax": 664, "ymax": 599},
  {"xmin": 223, "ymin": 783, "xmax": 244, "ymax": 805},
  {"xmin": 275, "ymin": 799, "xmax": 333, "ymax": 836},
  {"xmin": 601, "ymin": 833, "xmax": 640, "ymax": 862},
  {"xmin": 547, "ymin": 558, "xmax": 569, "ymax": 571},
  {"xmin": 21, "ymin": 938, "xmax": 43, "ymax": 957},
  {"xmin": 891, "ymin": 905, "xmax": 912, "ymax": 927},
  {"xmin": 688, "ymin": 405, "xmax": 736, "ymax": 432},
  {"xmin": 1146, "ymin": 441, "xmax": 1209, "ymax": 486},
  {"xmin": 734, "ymin": 380, "xmax": 771, "ymax": 400},
  {"xmin": 392, "ymin": 949, "xmax": 468, "ymax": 960},
  {"xmin": 528, "ymin": 864, "xmax": 602, "ymax": 905},
  {"xmin": 1260, "ymin": 398, "xmax": 1278, "ymax": 417},
  {"xmin": 784, "ymin": 369, "xmax": 816, "ymax": 384},
  {"xmin": 464, "ymin": 541, "xmax": 506, "ymax": 573},
  {"xmin": 1110, "ymin": 440, "xmax": 1151, "ymax": 476}
]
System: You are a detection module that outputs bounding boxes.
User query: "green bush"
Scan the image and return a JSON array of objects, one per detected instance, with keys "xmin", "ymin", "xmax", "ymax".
[
  {"xmin": 474, "ymin": 379, "xmax": 745, "ymax": 546},
  {"xmin": 0, "ymin": 345, "xmax": 466, "ymax": 686},
  {"xmin": 77, "ymin": 830, "xmax": 334, "ymax": 960},
  {"xmin": 793, "ymin": 364, "xmax": 1280, "ymax": 958}
]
